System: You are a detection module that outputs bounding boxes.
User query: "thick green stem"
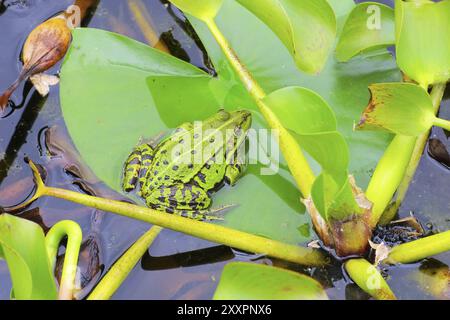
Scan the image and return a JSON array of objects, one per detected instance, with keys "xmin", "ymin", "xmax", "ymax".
[
  {"xmin": 10, "ymin": 161, "xmax": 327, "ymax": 267},
  {"xmin": 344, "ymin": 259, "xmax": 396, "ymax": 300},
  {"xmin": 366, "ymin": 135, "xmax": 417, "ymax": 227},
  {"xmin": 204, "ymin": 18, "xmax": 315, "ymax": 198},
  {"xmin": 367, "ymin": 83, "xmax": 446, "ymax": 227},
  {"xmin": 385, "ymin": 230, "xmax": 450, "ymax": 265},
  {"xmin": 45, "ymin": 220, "xmax": 82, "ymax": 300},
  {"xmin": 88, "ymin": 226, "xmax": 163, "ymax": 300},
  {"xmin": 433, "ymin": 117, "xmax": 450, "ymax": 132}
]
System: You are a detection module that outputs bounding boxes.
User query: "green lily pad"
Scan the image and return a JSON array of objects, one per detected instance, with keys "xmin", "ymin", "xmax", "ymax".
[{"xmin": 213, "ymin": 262, "xmax": 328, "ymax": 300}]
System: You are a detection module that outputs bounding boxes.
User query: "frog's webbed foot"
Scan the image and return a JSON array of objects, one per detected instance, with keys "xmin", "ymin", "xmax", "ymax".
[
  {"xmin": 138, "ymin": 131, "xmax": 167, "ymax": 148},
  {"xmin": 122, "ymin": 143, "xmax": 154, "ymax": 192},
  {"xmin": 191, "ymin": 203, "xmax": 238, "ymax": 221},
  {"xmin": 152, "ymin": 203, "xmax": 238, "ymax": 221},
  {"xmin": 224, "ymin": 163, "xmax": 246, "ymax": 186}
]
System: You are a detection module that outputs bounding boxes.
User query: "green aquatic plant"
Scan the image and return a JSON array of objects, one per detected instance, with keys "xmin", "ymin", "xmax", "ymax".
[
  {"xmin": 3, "ymin": 0, "xmax": 450, "ymax": 300},
  {"xmin": 0, "ymin": 214, "xmax": 82, "ymax": 300}
]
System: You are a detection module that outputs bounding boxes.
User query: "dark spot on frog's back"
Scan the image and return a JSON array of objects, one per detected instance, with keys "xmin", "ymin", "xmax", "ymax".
[
  {"xmin": 172, "ymin": 165, "xmax": 179, "ymax": 171},
  {"xmin": 170, "ymin": 185, "xmax": 178, "ymax": 197},
  {"xmin": 197, "ymin": 172, "xmax": 206, "ymax": 183}
]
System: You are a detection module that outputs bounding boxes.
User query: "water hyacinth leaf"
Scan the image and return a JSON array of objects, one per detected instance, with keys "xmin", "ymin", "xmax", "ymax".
[
  {"xmin": 395, "ymin": 0, "xmax": 450, "ymax": 87},
  {"xmin": 236, "ymin": 0, "xmax": 337, "ymax": 74},
  {"xmin": 168, "ymin": 0, "xmax": 224, "ymax": 21},
  {"xmin": 0, "ymin": 214, "xmax": 57, "ymax": 300},
  {"xmin": 213, "ymin": 262, "xmax": 328, "ymax": 300},
  {"xmin": 310, "ymin": 172, "xmax": 362, "ymax": 221},
  {"xmin": 357, "ymin": 83, "xmax": 435, "ymax": 136},
  {"xmin": 262, "ymin": 86, "xmax": 347, "ymax": 174},
  {"xmin": 336, "ymin": 2, "xmax": 395, "ymax": 62},
  {"xmin": 263, "ymin": 86, "xmax": 360, "ymax": 221}
]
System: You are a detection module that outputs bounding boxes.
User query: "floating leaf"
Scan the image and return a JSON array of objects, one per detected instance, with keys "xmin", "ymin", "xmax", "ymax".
[
  {"xmin": 395, "ymin": 0, "xmax": 450, "ymax": 87},
  {"xmin": 168, "ymin": 0, "xmax": 224, "ymax": 21},
  {"xmin": 336, "ymin": 2, "xmax": 395, "ymax": 62},
  {"xmin": 213, "ymin": 262, "xmax": 328, "ymax": 300},
  {"xmin": 236, "ymin": 0, "xmax": 336, "ymax": 74},
  {"xmin": 0, "ymin": 214, "xmax": 57, "ymax": 300},
  {"xmin": 357, "ymin": 83, "xmax": 435, "ymax": 136}
]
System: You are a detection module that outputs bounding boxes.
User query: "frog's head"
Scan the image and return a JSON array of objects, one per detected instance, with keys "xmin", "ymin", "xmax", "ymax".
[{"xmin": 209, "ymin": 109, "xmax": 252, "ymax": 133}]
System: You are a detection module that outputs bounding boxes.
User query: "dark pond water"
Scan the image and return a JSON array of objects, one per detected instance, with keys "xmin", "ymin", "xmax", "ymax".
[{"xmin": 0, "ymin": 0, "xmax": 449, "ymax": 300}]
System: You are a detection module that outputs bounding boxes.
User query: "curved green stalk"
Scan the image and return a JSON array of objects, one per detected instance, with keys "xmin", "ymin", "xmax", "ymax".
[
  {"xmin": 344, "ymin": 259, "xmax": 396, "ymax": 300},
  {"xmin": 8, "ymin": 160, "xmax": 327, "ymax": 267},
  {"xmin": 204, "ymin": 18, "xmax": 315, "ymax": 198},
  {"xmin": 385, "ymin": 230, "xmax": 450, "ymax": 265},
  {"xmin": 45, "ymin": 220, "xmax": 83, "ymax": 300},
  {"xmin": 88, "ymin": 226, "xmax": 163, "ymax": 300},
  {"xmin": 381, "ymin": 83, "xmax": 446, "ymax": 224}
]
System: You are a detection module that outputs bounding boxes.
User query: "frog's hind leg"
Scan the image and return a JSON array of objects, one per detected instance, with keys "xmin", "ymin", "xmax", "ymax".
[
  {"xmin": 122, "ymin": 143, "xmax": 154, "ymax": 192},
  {"xmin": 146, "ymin": 183, "xmax": 234, "ymax": 221}
]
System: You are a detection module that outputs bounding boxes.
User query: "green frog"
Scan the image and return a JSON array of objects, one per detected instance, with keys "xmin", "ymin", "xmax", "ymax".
[{"xmin": 122, "ymin": 109, "xmax": 252, "ymax": 220}]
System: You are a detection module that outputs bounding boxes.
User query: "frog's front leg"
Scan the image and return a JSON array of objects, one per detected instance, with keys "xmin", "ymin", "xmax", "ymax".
[
  {"xmin": 145, "ymin": 183, "xmax": 217, "ymax": 220},
  {"xmin": 122, "ymin": 143, "xmax": 154, "ymax": 192},
  {"xmin": 224, "ymin": 163, "xmax": 246, "ymax": 186}
]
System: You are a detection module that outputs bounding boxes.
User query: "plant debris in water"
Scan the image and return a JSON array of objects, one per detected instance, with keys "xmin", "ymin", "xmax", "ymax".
[{"xmin": 372, "ymin": 222, "xmax": 423, "ymax": 247}]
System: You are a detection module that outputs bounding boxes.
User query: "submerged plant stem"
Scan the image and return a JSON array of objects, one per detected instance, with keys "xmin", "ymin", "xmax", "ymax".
[
  {"xmin": 204, "ymin": 18, "xmax": 315, "ymax": 198},
  {"xmin": 9, "ymin": 161, "xmax": 327, "ymax": 267},
  {"xmin": 128, "ymin": 0, "xmax": 170, "ymax": 53},
  {"xmin": 385, "ymin": 230, "xmax": 450, "ymax": 265},
  {"xmin": 88, "ymin": 226, "xmax": 163, "ymax": 300},
  {"xmin": 344, "ymin": 259, "xmax": 396, "ymax": 300},
  {"xmin": 45, "ymin": 220, "xmax": 83, "ymax": 300}
]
